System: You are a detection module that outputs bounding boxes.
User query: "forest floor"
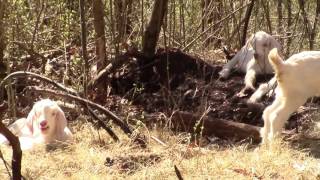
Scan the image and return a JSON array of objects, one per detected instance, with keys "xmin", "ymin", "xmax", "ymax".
[
  {"xmin": 1, "ymin": 48, "xmax": 320, "ymax": 179},
  {"xmin": 1, "ymin": 123, "xmax": 320, "ymax": 179}
]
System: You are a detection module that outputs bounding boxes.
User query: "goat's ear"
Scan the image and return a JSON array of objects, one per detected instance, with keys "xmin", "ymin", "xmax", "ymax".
[
  {"xmin": 54, "ymin": 106, "xmax": 68, "ymax": 140},
  {"xmin": 26, "ymin": 106, "xmax": 37, "ymax": 134}
]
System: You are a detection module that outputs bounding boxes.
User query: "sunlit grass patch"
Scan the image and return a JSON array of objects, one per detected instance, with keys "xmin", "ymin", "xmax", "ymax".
[{"xmin": 0, "ymin": 122, "xmax": 320, "ymax": 179}]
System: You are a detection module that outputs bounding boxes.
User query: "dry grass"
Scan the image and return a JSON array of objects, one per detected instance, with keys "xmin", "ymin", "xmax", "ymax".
[{"xmin": 1, "ymin": 121, "xmax": 320, "ymax": 180}]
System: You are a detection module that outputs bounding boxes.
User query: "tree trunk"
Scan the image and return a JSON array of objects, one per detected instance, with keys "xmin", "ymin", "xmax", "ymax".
[
  {"xmin": 171, "ymin": 111, "xmax": 261, "ymax": 143},
  {"xmin": 241, "ymin": 0, "xmax": 255, "ymax": 47},
  {"xmin": 79, "ymin": 0, "xmax": 88, "ymax": 95},
  {"xmin": 277, "ymin": 0, "xmax": 283, "ymax": 46},
  {"xmin": 92, "ymin": 0, "xmax": 107, "ymax": 70},
  {"xmin": 126, "ymin": 0, "xmax": 133, "ymax": 36},
  {"xmin": 285, "ymin": 0, "xmax": 292, "ymax": 56},
  {"xmin": 201, "ymin": 0, "xmax": 206, "ymax": 32},
  {"xmin": 0, "ymin": 0, "xmax": 6, "ymax": 63},
  {"xmin": 298, "ymin": 0, "xmax": 312, "ymax": 49},
  {"xmin": 142, "ymin": 0, "xmax": 168, "ymax": 58},
  {"xmin": 115, "ymin": 1, "xmax": 133, "ymax": 39},
  {"xmin": 310, "ymin": 0, "xmax": 320, "ymax": 50},
  {"xmin": 140, "ymin": 0, "xmax": 168, "ymax": 83},
  {"xmin": 262, "ymin": 1, "xmax": 272, "ymax": 34},
  {"xmin": 179, "ymin": 0, "xmax": 186, "ymax": 46}
]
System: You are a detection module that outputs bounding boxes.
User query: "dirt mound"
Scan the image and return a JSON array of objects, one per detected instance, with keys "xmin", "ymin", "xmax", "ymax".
[{"xmin": 102, "ymin": 48, "xmax": 316, "ymax": 132}]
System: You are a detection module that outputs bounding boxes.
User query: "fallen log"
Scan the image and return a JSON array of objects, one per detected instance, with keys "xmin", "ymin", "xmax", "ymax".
[{"xmin": 171, "ymin": 111, "xmax": 261, "ymax": 143}]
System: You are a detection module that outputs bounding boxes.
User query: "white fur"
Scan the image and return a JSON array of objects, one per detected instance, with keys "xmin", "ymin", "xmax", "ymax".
[
  {"xmin": 261, "ymin": 48, "xmax": 320, "ymax": 143},
  {"xmin": 219, "ymin": 31, "xmax": 281, "ymax": 92},
  {"xmin": 248, "ymin": 77, "xmax": 277, "ymax": 103},
  {"xmin": 0, "ymin": 99, "xmax": 72, "ymax": 150}
]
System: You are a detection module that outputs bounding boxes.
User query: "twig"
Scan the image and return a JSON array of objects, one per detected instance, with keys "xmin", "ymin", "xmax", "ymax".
[
  {"xmin": 86, "ymin": 105, "xmax": 120, "ymax": 141},
  {"xmin": 174, "ymin": 165, "xmax": 184, "ymax": 180},
  {"xmin": 0, "ymin": 149, "xmax": 12, "ymax": 179},
  {"xmin": 182, "ymin": 2, "xmax": 251, "ymax": 51},
  {"xmin": 151, "ymin": 136, "xmax": 167, "ymax": 147},
  {"xmin": 0, "ymin": 71, "xmax": 77, "ymax": 98}
]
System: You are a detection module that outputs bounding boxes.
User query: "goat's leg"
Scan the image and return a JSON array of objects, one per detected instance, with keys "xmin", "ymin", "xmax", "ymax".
[
  {"xmin": 248, "ymin": 77, "xmax": 277, "ymax": 104},
  {"xmin": 237, "ymin": 68, "xmax": 256, "ymax": 97},
  {"xmin": 244, "ymin": 68, "xmax": 257, "ymax": 90},
  {"xmin": 219, "ymin": 55, "xmax": 239, "ymax": 79},
  {"xmin": 268, "ymin": 96, "xmax": 307, "ymax": 141},
  {"xmin": 261, "ymin": 97, "xmax": 281, "ymax": 144}
]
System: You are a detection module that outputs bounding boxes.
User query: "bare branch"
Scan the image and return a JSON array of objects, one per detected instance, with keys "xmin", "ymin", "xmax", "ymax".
[{"xmin": 0, "ymin": 121, "xmax": 22, "ymax": 180}]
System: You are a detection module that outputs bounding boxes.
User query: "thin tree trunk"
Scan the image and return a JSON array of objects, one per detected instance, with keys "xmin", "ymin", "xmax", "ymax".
[
  {"xmin": 92, "ymin": 0, "xmax": 107, "ymax": 70},
  {"xmin": 286, "ymin": 0, "xmax": 292, "ymax": 56},
  {"xmin": 142, "ymin": 0, "xmax": 168, "ymax": 58},
  {"xmin": 229, "ymin": 1, "xmax": 242, "ymax": 48},
  {"xmin": 172, "ymin": 0, "xmax": 176, "ymax": 45},
  {"xmin": 201, "ymin": 0, "xmax": 205, "ymax": 32},
  {"xmin": 298, "ymin": 0, "xmax": 312, "ymax": 49},
  {"xmin": 0, "ymin": 0, "xmax": 6, "ymax": 63},
  {"xmin": 262, "ymin": 1, "xmax": 272, "ymax": 33},
  {"xmin": 125, "ymin": 0, "xmax": 133, "ymax": 36},
  {"xmin": 79, "ymin": 0, "xmax": 88, "ymax": 96},
  {"xmin": 179, "ymin": 0, "xmax": 186, "ymax": 46},
  {"xmin": 241, "ymin": 0, "xmax": 255, "ymax": 47},
  {"xmin": 140, "ymin": 0, "xmax": 168, "ymax": 83},
  {"xmin": 109, "ymin": 0, "xmax": 118, "ymax": 55},
  {"xmin": 277, "ymin": 0, "xmax": 283, "ymax": 45},
  {"xmin": 140, "ymin": 0, "xmax": 144, "ymax": 37},
  {"xmin": 114, "ymin": 0, "xmax": 124, "ymax": 41},
  {"xmin": 310, "ymin": 0, "xmax": 320, "ymax": 50}
]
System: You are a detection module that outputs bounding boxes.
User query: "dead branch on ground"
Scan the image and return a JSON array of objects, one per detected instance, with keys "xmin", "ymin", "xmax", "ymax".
[
  {"xmin": 0, "ymin": 121, "xmax": 22, "ymax": 180},
  {"xmin": 171, "ymin": 111, "xmax": 261, "ymax": 143}
]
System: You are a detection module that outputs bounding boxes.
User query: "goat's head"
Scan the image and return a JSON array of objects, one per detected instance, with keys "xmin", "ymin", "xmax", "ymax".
[{"xmin": 26, "ymin": 99, "xmax": 67, "ymax": 140}]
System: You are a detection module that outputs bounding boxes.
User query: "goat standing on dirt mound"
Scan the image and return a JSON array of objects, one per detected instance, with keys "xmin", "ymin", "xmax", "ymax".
[
  {"xmin": 0, "ymin": 99, "xmax": 73, "ymax": 150},
  {"xmin": 261, "ymin": 48, "xmax": 320, "ymax": 143},
  {"xmin": 219, "ymin": 31, "xmax": 281, "ymax": 96}
]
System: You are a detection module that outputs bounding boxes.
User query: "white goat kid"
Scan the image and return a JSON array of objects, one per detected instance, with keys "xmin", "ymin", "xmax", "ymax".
[
  {"xmin": 261, "ymin": 48, "xmax": 320, "ymax": 143},
  {"xmin": 0, "ymin": 99, "xmax": 73, "ymax": 150},
  {"xmin": 219, "ymin": 31, "xmax": 281, "ymax": 94}
]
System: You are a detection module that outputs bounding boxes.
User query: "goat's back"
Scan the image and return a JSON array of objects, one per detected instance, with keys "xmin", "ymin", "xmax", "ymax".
[{"xmin": 278, "ymin": 51, "xmax": 320, "ymax": 96}]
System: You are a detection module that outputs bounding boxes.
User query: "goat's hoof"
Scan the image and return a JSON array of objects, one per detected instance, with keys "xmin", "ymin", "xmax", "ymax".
[
  {"xmin": 219, "ymin": 70, "xmax": 230, "ymax": 80},
  {"xmin": 237, "ymin": 87, "xmax": 255, "ymax": 97},
  {"xmin": 236, "ymin": 92, "xmax": 247, "ymax": 98}
]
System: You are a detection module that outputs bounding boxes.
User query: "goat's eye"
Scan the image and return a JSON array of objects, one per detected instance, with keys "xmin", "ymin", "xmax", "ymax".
[{"xmin": 52, "ymin": 112, "xmax": 56, "ymax": 116}]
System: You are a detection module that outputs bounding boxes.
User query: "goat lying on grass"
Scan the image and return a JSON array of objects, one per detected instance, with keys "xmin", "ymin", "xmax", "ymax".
[
  {"xmin": 0, "ymin": 99, "xmax": 73, "ymax": 150},
  {"xmin": 219, "ymin": 31, "xmax": 281, "ymax": 95},
  {"xmin": 261, "ymin": 48, "xmax": 320, "ymax": 143}
]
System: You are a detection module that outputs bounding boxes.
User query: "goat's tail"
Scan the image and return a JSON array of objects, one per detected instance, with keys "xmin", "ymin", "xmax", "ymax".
[{"xmin": 268, "ymin": 48, "xmax": 284, "ymax": 73}]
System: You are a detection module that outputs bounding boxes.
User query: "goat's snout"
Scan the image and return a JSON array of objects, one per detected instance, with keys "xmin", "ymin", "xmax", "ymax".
[{"xmin": 40, "ymin": 120, "xmax": 47, "ymax": 127}]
